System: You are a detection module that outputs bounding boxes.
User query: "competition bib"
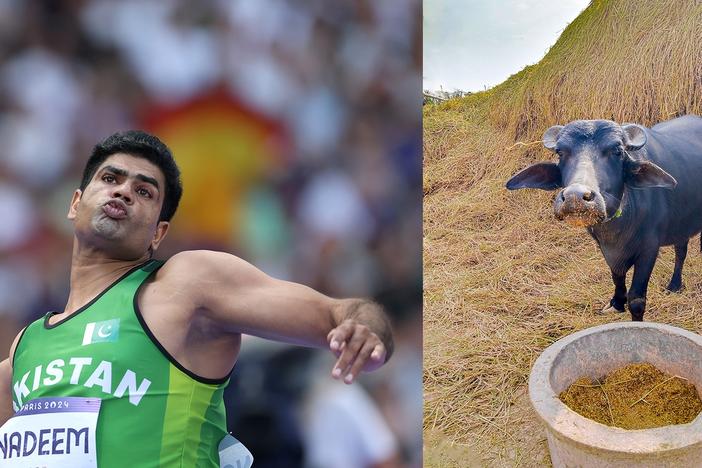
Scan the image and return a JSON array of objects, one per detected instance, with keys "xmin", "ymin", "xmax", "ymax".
[
  {"xmin": 218, "ymin": 434, "xmax": 253, "ymax": 468},
  {"xmin": 0, "ymin": 397, "xmax": 101, "ymax": 467}
]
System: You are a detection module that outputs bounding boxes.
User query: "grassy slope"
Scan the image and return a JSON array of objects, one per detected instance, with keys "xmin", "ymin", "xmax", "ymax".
[{"xmin": 424, "ymin": 0, "xmax": 702, "ymax": 466}]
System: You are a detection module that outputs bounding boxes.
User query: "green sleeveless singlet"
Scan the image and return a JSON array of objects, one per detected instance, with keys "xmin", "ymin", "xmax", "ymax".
[{"xmin": 11, "ymin": 260, "xmax": 229, "ymax": 467}]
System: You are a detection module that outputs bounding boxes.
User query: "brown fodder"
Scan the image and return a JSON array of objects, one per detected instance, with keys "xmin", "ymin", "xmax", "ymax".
[
  {"xmin": 559, "ymin": 363, "xmax": 702, "ymax": 430},
  {"xmin": 423, "ymin": 1, "xmax": 702, "ymax": 466}
]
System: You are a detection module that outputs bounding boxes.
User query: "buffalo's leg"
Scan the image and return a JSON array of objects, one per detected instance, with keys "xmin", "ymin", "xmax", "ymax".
[
  {"xmin": 666, "ymin": 242, "xmax": 688, "ymax": 292},
  {"xmin": 601, "ymin": 269, "xmax": 627, "ymax": 313},
  {"xmin": 627, "ymin": 248, "xmax": 659, "ymax": 321}
]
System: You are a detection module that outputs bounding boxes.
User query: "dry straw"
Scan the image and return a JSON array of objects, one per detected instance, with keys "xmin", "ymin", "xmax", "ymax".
[{"xmin": 424, "ymin": 0, "xmax": 702, "ymax": 466}]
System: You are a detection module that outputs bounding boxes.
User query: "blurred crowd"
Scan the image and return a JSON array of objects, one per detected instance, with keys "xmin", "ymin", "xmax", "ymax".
[{"xmin": 0, "ymin": 0, "xmax": 422, "ymax": 467}]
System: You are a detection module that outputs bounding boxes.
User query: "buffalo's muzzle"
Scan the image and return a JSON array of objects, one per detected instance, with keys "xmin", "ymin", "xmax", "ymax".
[{"xmin": 554, "ymin": 184, "xmax": 606, "ymax": 227}]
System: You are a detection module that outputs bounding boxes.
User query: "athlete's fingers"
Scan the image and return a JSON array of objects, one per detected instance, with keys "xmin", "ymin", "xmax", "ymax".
[
  {"xmin": 338, "ymin": 338, "xmax": 385, "ymax": 382},
  {"xmin": 330, "ymin": 340, "xmax": 345, "ymax": 358},
  {"xmin": 331, "ymin": 325, "xmax": 370, "ymax": 379},
  {"xmin": 366, "ymin": 343, "xmax": 386, "ymax": 369},
  {"xmin": 327, "ymin": 321, "xmax": 354, "ymax": 352},
  {"xmin": 342, "ymin": 341, "xmax": 377, "ymax": 384}
]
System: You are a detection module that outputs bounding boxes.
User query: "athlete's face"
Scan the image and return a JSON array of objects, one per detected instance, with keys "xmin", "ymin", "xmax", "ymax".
[{"xmin": 68, "ymin": 153, "xmax": 170, "ymax": 260}]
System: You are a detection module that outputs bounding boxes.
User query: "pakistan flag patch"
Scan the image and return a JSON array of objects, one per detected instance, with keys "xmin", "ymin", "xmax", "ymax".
[{"xmin": 82, "ymin": 319, "xmax": 120, "ymax": 345}]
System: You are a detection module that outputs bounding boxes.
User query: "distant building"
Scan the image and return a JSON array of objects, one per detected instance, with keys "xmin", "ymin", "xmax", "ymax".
[{"xmin": 423, "ymin": 89, "xmax": 470, "ymax": 105}]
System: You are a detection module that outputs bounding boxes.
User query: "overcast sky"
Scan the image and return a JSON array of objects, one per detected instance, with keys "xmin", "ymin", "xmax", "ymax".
[{"xmin": 424, "ymin": 0, "xmax": 590, "ymax": 92}]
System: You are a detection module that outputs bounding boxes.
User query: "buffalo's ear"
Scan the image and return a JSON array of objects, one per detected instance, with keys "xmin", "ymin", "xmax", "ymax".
[
  {"xmin": 622, "ymin": 123, "xmax": 647, "ymax": 150},
  {"xmin": 543, "ymin": 125, "xmax": 564, "ymax": 151},
  {"xmin": 506, "ymin": 162, "xmax": 562, "ymax": 190},
  {"xmin": 624, "ymin": 158, "xmax": 677, "ymax": 189}
]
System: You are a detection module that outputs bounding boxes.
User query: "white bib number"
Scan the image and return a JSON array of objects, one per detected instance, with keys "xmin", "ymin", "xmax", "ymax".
[
  {"xmin": 219, "ymin": 434, "xmax": 253, "ymax": 468},
  {"xmin": 0, "ymin": 397, "xmax": 101, "ymax": 467}
]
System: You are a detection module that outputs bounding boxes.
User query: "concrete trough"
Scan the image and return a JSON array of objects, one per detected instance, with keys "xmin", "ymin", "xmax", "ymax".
[{"xmin": 529, "ymin": 321, "xmax": 702, "ymax": 467}]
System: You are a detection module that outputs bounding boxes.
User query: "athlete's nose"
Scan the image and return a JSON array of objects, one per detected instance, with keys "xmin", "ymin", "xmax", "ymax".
[{"xmin": 112, "ymin": 185, "xmax": 132, "ymax": 204}]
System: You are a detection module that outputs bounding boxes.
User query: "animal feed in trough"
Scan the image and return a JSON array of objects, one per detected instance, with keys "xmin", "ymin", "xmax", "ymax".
[{"xmin": 559, "ymin": 362, "xmax": 702, "ymax": 430}]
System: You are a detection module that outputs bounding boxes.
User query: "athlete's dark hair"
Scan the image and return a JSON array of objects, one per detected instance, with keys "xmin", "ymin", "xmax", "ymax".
[{"xmin": 80, "ymin": 130, "xmax": 183, "ymax": 222}]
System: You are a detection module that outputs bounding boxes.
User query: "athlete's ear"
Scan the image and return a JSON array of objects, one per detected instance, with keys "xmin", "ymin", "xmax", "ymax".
[
  {"xmin": 150, "ymin": 221, "xmax": 170, "ymax": 252},
  {"xmin": 67, "ymin": 189, "xmax": 82, "ymax": 220}
]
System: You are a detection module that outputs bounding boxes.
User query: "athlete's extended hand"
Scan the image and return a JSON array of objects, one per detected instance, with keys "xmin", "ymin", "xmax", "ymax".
[{"xmin": 327, "ymin": 319, "xmax": 387, "ymax": 384}]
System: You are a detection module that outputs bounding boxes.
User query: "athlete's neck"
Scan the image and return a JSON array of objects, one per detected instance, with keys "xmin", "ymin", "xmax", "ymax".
[{"xmin": 64, "ymin": 238, "xmax": 151, "ymax": 316}]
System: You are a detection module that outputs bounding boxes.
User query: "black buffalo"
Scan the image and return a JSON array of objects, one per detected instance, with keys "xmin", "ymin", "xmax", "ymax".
[{"xmin": 506, "ymin": 115, "xmax": 702, "ymax": 321}]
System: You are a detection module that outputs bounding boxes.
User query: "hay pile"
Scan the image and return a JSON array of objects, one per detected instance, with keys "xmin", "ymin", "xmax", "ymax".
[{"xmin": 423, "ymin": 0, "xmax": 702, "ymax": 466}]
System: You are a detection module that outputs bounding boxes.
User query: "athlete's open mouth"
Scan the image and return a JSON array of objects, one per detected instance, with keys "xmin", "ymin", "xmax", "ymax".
[{"xmin": 102, "ymin": 200, "xmax": 128, "ymax": 219}]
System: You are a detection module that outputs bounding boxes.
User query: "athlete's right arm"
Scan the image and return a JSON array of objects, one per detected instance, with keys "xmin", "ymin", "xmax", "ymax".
[
  {"xmin": 1, "ymin": 329, "xmax": 24, "ymax": 426},
  {"xmin": 0, "ymin": 357, "xmax": 12, "ymax": 425}
]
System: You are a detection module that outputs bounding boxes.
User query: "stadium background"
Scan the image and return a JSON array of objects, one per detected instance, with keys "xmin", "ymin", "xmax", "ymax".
[{"xmin": 0, "ymin": 1, "xmax": 422, "ymax": 466}]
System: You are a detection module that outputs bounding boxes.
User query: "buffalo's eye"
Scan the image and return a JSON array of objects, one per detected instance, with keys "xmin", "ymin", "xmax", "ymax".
[{"xmin": 607, "ymin": 147, "xmax": 623, "ymax": 158}]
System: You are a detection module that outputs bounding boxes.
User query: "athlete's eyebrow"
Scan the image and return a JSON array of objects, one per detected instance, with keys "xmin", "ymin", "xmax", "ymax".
[
  {"xmin": 101, "ymin": 165, "xmax": 160, "ymax": 190},
  {"xmin": 102, "ymin": 165, "xmax": 128, "ymax": 177},
  {"xmin": 135, "ymin": 173, "xmax": 160, "ymax": 190}
]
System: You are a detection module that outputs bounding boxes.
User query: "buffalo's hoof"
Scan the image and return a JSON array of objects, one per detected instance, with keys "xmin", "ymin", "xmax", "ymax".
[
  {"xmin": 665, "ymin": 282, "xmax": 683, "ymax": 293},
  {"xmin": 599, "ymin": 304, "xmax": 625, "ymax": 314}
]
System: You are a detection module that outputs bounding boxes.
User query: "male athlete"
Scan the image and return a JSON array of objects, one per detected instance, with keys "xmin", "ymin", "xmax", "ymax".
[{"xmin": 0, "ymin": 131, "xmax": 393, "ymax": 467}]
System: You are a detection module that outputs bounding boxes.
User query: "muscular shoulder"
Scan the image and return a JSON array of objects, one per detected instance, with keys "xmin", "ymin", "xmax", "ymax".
[
  {"xmin": 8, "ymin": 327, "xmax": 26, "ymax": 366},
  {"xmin": 160, "ymin": 250, "xmax": 249, "ymax": 278},
  {"xmin": 155, "ymin": 250, "xmax": 264, "ymax": 299},
  {"xmin": 161, "ymin": 250, "xmax": 216, "ymax": 274},
  {"xmin": 144, "ymin": 250, "xmax": 285, "ymax": 333}
]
